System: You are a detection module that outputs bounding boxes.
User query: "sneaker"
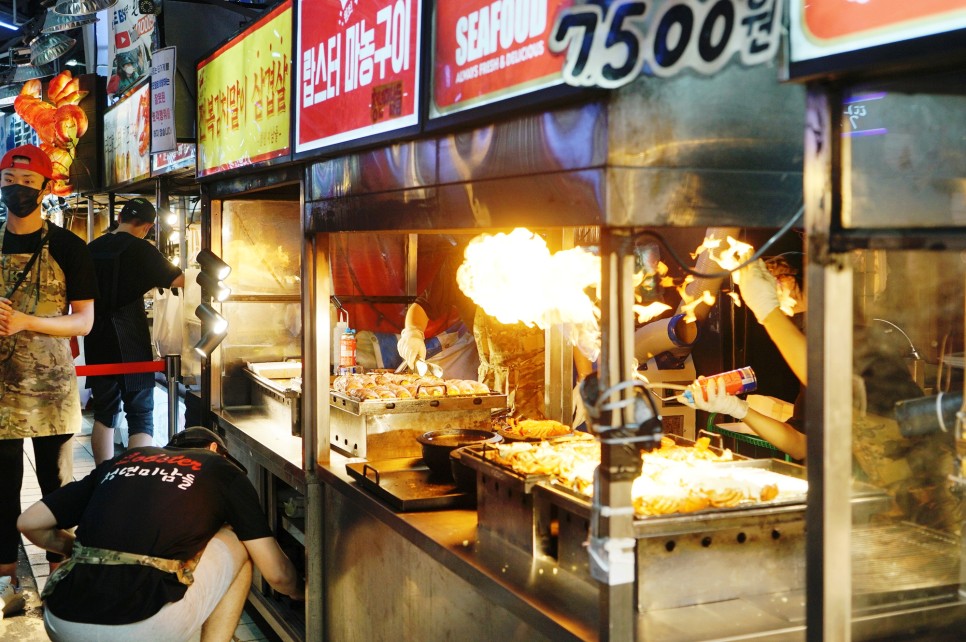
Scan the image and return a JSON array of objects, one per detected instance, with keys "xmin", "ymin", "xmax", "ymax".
[{"xmin": 0, "ymin": 576, "xmax": 25, "ymax": 619}]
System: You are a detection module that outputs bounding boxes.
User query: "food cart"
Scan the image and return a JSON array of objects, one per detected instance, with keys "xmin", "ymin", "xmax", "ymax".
[{"xmin": 191, "ymin": 1, "xmax": 966, "ymax": 640}]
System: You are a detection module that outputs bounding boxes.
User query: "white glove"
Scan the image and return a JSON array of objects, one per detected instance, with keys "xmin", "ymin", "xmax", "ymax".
[
  {"xmin": 396, "ymin": 327, "xmax": 426, "ymax": 368},
  {"xmin": 680, "ymin": 377, "xmax": 749, "ymax": 420},
  {"xmin": 572, "ymin": 383, "xmax": 587, "ymax": 429},
  {"xmin": 736, "ymin": 259, "xmax": 781, "ymax": 323}
]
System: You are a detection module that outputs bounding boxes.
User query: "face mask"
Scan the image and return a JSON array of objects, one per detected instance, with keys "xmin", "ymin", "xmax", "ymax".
[{"xmin": 1, "ymin": 184, "xmax": 42, "ymax": 218}]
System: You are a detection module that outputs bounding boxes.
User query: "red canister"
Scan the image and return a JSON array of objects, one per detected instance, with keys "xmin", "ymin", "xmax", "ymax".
[{"xmin": 689, "ymin": 366, "xmax": 757, "ymax": 402}]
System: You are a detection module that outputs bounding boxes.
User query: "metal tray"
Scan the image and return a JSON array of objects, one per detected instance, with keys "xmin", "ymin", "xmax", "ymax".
[
  {"xmin": 330, "ymin": 390, "xmax": 506, "ymax": 415},
  {"xmin": 345, "ymin": 457, "xmax": 472, "ymax": 512}
]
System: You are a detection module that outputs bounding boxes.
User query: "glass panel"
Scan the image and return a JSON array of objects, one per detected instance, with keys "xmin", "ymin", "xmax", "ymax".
[
  {"xmin": 222, "ymin": 199, "xmax": 301, "ymax": 295},
  {"xmin": 842, "ymin": 74, "xmax": 966, "ymax": 228},
  {"xmin": 850, "ymin": 248, "xmax": 965, "ymax": 629}
]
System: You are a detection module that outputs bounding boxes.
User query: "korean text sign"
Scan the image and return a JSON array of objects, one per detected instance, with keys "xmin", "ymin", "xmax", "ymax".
[
  {"xmin": 789, "ymin": 0, "xmax": 966, "ymax": 63},
  {"xmin": 297, "ymin": 0, "xmax": 421, "ymax": 153},
  {"xmin": 197, "ymin": 0, "xmax": 292, "ymax": 177},
  {"xmin": 432, "ymin": 0, "xmax": 573, "ymax": 118}
]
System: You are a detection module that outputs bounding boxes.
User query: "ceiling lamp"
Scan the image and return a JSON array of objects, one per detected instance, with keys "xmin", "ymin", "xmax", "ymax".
[
  {"xmin": 42, "ymin": 8, "xmax": 98, "ymax": 33},
  {"xmin": 11, "ymin": 63, "xmax": 55, "ymax": 83},
  {"xmin": 30, "ymin": 33, "xmax": 77, "ymax": 66},
  {"xmin": 54, "ymin": 0, "xmax": 119, "ymax": 16}
]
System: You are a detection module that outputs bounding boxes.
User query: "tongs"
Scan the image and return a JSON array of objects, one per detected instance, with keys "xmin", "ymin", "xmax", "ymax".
[{"xmin": 395, "ymin": 358, "xmax": 443, "ymax": 378}]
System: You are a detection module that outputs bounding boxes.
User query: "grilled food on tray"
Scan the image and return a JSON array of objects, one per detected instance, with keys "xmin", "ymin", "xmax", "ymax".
[
  {"xmin": 500, "ymin": 418, "xmax": 573, "ymax": 441},
  {"xmin": 485, "ymin": 436, "xmax": 804, "ymax": 518},
  {"xmin": 333, "ymin": 372, "xmax": 490, "ymax": 401}
]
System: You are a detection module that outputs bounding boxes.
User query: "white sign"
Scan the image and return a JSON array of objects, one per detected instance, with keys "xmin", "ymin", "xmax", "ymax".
[
  {"xmin": 150, "ymin": 47, "xmax": 177, "ymax": 153},
  {"xmin": 549, "ymin": 0, "xmax": 782, "ymax": 89}
]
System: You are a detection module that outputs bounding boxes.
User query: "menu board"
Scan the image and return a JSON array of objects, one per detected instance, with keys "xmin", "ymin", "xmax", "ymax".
[
  {"xmin": 431, "ymin": 0, "xmax": 573, "ymax": 118},
  {"xmin": 789, "ymin": 0, "xmax": 966, "ymax": 76},
  {"xmin": 296, "ymin": 0, "xmax": 421, "ymax": 154},
  {"xmin": 152, "ymin": 142, "xmax": 196, "ymax": 176},
  {"xmin": 196, "ymin": 0, "xmax": 292, "ymax": 177},
  {"xmin": 104, "ymin": 80, "xmax": 152, "ymax": 187}
]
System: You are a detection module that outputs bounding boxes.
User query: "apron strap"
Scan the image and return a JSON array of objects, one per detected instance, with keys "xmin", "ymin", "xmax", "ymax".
[{"xmin": 41, "ymin": 541, "xmax": 203, "ymax": 600}]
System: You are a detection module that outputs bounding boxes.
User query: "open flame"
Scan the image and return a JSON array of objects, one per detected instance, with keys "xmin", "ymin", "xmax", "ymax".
[{"xmin": 456, "ymin": 228, "xmax": 601, "ymax": 360}]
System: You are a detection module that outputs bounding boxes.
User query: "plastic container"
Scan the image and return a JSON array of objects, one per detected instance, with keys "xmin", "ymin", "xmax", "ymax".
[
  {"xmin": 684, "ymin": 366, "xmax": 757, "ymax": 403},
  {"xmin": 339, "ymin": 329, "xmax": 357, "ymax": 368}
]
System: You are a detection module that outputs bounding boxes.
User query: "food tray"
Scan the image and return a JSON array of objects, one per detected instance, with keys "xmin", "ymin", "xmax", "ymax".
[{"xmin": 345, "ymin": 457, "xmax": 472, "ymax": 512}]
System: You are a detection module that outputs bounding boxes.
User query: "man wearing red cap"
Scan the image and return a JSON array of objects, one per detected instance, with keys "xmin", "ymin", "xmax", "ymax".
[{"xmin": 0, "ymin": 144, "xmax": 98, "ymax": 605}]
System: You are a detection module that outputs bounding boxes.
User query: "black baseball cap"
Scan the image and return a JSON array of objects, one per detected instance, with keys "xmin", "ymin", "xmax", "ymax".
[
  {"xmin": 119, "ymin": 197, "xmax": 156, "ymax": 224},
  {"xmin": 166, "ymin": 426, "xmax": 247, "ymax": 473}
]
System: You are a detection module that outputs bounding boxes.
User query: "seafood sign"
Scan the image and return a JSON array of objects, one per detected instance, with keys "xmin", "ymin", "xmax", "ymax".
[{"xmin": 13, "ymin": 70, "xmax": 89, "ymax": 196}]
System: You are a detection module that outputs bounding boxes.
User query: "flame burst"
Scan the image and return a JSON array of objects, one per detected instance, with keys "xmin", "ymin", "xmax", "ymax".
[{"xmin": 456, "ymin": 228, "xmax": 601, "ymax": 360}]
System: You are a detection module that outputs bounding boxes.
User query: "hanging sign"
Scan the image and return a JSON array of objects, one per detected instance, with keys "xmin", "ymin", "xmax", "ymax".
[
  {"xmin": 789, "ymin": 0, "xmax": 966, "ymax": 65},
  {"xmin": 296, "ymin": 0, "xmax": 421, "ymax": 153},
  {"xmin": 108, "ymin": 0, "xmax": 160, "ymax": 100},
  {"xmin": 196, "ymin": 0, "xmax": 292, "ymax": 178},
  {"xmin": 431, "ymin": 0, "xmax": 574, "ymax": 118},
  {"xmin": 150, "ymin": 46, "xmax": 176, "ymax": 154},
  {"xmin": 549, "ymin": 0, "xmax": 782, "ymax": 88}
]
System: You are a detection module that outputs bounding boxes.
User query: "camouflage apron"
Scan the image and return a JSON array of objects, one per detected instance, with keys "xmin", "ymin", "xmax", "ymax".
[
  {"xmin": 474, "ymin": 310, "xmax": 546, "ymax": 419},
  {"xmin": 0, "ymin": 221, "xmax": 80, "ymax": 438},
  {"xmin": 41, "ymin": 541, "xmax": 202, "ymax": 600}
]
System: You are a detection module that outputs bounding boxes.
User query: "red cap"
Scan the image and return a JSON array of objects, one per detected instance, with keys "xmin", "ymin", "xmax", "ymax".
[{"xmin": 0, "ymin": 145, "xmax": 54, "ymax": 179}]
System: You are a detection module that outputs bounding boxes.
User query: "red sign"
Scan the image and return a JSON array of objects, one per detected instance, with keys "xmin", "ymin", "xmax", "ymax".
[
  {"xmin": 432, "ymin": 0, "xmax": 573, "ymax": 117},
  {"xmin": 296, "ymin": 0, "xmax": 421, "ymax": 154},
  {"xmin": 803, "ymin": 0, "xmax": 963, "ymax": 40}
]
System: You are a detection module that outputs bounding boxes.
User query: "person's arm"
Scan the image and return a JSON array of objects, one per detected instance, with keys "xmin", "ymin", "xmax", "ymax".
[
  {"xmin": 169, "ymin": 273, "xmax": 185, "ymax": 289},
  {"xmin": 760, "ymin": 308, "xmax": 807, "ymax": 386},
  {"xmin": 17, "ymin": 502, "xmax": 76, "ymax": 558},
  {"xmin": 741, "ymin": 407, "xmax": 807, "ymax": 460},
  {"xmin": 243, "ymin": 537, "xmax": 303, "ymax": 600},
  {"xmin": 0, "ymin": 298, "xmax": 95, "ymax": 337}
]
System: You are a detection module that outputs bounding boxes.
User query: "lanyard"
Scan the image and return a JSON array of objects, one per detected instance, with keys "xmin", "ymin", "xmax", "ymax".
[{"xmin": 3, "ymin": 231, "xmax": 49, "ymax": 299}]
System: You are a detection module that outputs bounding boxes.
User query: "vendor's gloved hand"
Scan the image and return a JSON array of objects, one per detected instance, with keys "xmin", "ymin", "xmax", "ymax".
[
  {"xmin": 396, "ymin": 327, "xmax": 426, "ymax": 368},
  {"xmin": 736, "ymin": 259, "xmax": 781, "ymax": 324},
  {"xmin": 572, "ymin": 383, "xmax": 588, "ymax": 429},
  {"xmin": 680, "ymin": 377, "xmax": 749, "ymax": 420}
]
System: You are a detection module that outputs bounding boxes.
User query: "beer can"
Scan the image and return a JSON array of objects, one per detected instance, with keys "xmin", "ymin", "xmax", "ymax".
[{"xmin": 685, "ymin": 366, "xmax": 757, "ymax": 403}]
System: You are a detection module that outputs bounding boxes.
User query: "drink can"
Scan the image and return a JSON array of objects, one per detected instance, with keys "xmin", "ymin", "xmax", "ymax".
[{"xmin": 685, "ymin": 366, "xmax": 757, "ymax": 403}]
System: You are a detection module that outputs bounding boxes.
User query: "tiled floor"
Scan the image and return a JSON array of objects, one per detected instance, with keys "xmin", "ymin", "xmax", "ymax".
[{"xmin": 0, "ymin": 391, "xmax": 272, "ymax": 641}]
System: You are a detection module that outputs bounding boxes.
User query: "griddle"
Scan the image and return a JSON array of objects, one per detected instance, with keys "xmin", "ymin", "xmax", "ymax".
[{"xmin": 346, "ymin": 457, "xmax": 472, "ymax": 512}]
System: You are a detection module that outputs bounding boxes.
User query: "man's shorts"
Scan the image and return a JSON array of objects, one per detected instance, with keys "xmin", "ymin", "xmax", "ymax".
[
  {"xmin": 89, "ymin": 377, "xmax": 155, "ymax": 437},
  {"xmin": 44, "ymin": 532, "xmax": 243, "ymax": 642}
]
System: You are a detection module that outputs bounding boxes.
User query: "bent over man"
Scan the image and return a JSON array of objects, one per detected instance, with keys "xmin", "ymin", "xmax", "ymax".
[{"xmin": 18, "ymin": 426, "xmax": 303, "ymax": 641}]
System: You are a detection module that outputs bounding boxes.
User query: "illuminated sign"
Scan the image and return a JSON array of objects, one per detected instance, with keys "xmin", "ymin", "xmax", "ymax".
[
  {"xmin": 153, "ymin": 142, "xmax": 196, "ymax": 175},
  {"xmin": 549, "ymin": 0, "xmax": 782, "ymax": 88},
  {"xmin": 196, "ymin": 0, "xmax": 292, "ymax": 177},
  {"xmin": 789, "ymin": 0, "xmax": 966, "ymax": 74},
  {"xmin": 431, "ymin": 0, "xmax": 572, "ymax": 118},
  {"xmin": 104, "ymin": 80, "xmax": 152, "ymax": 187},
  {"xmin": 296, "ymin": 0, "xmax": 421, "ymax": 153}
]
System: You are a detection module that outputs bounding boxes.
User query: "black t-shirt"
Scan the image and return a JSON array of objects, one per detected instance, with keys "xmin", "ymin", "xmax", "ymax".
[
  {"xmin": 87, "ymin": 231, "xmax": 182, "ymax": 308},
  {"xmin": 42, "ymin": 446, "xmax": 272, "ymax": 625},
  {"xmin": 1, "ymin": 222, "xmax": 98, "ymax": 303}
]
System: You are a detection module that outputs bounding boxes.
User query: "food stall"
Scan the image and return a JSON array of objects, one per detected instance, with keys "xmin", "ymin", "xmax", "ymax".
[{"xmin": 192, "ymin": 1, "xmax": 966, "ymax": 641}]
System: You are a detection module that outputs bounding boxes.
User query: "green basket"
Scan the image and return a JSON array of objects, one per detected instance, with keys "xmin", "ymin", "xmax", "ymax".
[{"xmin": 706, "ymin": 414, "xmax": 791, "ymax": 462}]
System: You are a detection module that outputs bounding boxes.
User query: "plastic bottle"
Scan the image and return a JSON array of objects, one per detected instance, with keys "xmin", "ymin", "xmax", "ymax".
[
  {"xmin": 332, "ymin": 310, "xmax": 348, "ymax": 374},
  {"xmin": 684, "ymin": 366, "xmax": 757, "ymax": 403},
  {"xmin": 339, "ymin": 328, "xmax": 357, "ymax": 369}
]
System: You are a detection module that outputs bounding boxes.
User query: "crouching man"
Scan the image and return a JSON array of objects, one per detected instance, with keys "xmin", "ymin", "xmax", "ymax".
[{"xmin": 17, "ymin": 427, "xmax": 303, "ymax": 641}]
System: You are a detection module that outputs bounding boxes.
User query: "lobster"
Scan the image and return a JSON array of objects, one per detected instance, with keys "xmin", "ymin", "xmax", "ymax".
[{"xmin": 13, "ymin": 71, "xmax": 90, "ymax": 196}]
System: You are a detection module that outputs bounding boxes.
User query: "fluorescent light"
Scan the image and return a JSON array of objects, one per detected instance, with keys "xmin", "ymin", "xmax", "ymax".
[{"xmin": 0, "ymin": 21, "xmax": 18, "ymax": 31}]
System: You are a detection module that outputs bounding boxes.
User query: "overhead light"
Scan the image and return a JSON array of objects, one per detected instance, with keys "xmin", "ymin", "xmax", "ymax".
[
  {"xmin": 196, "ymin": 248, "xmax": 232, "ymax": 280},
  {"xmin": 0, "ymin": 21, "xmax": 18, "ymax": 31},
  {"xmin": 11, "ymin": 63, "xmax": 55, "ymax": 83},
  {"xmin": 30, "ymin": 33, "xmax": 77, "ymax": 66},
  {"xmin": 195, "ymin": 304, "xmax": 229, "ymax": 335},
  {"xmin": 42, "ymin": 8, "xmax": 98, "ymax": 33},
  {"xmin": 54, "ymin": 0, "xmax": 119, "ymax": 16}
]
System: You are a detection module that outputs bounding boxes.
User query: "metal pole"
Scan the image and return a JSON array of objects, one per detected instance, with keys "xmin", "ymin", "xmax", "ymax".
[{"xmin": 165, "ymin": 353, "xmax": 182, "ymax": 440}]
